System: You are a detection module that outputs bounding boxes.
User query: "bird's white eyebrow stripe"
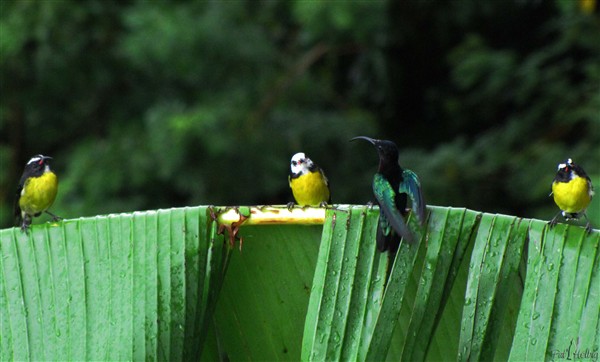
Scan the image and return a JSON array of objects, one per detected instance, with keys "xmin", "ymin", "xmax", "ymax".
[
  {"xmin": 27, "ymin": 156, "xmax": 42, "ymax": 165},
  {"xmin": 557, "ymin": 157, "xmax": 574, "ymax": 170}
]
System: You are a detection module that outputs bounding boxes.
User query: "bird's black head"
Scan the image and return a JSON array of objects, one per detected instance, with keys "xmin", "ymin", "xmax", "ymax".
[
  {"xmin": 555, "ymin": 158, "xmax": 587, "ymax": 182},
  {"xmin": 24, "ymin": 155, "xmax": 53, "ymax": 177},
  {"xmin": 351, "ymin": 136, "xmax": 399, "ymax": 169}
]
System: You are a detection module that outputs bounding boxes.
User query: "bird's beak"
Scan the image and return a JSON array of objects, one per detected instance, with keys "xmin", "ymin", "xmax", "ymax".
[
  {"xmin": 42, "ymin": 156, "xmax": 53, "ymax": 161},
  {"xmin": 350, "ymin": 136, "xmax": 376, "ymax": 145}
]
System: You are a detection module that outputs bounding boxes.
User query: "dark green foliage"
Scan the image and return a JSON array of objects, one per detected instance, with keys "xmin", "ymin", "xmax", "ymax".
[{"xmin": 1, "ymin": 0, "xmax": 598, "ymax": 227}]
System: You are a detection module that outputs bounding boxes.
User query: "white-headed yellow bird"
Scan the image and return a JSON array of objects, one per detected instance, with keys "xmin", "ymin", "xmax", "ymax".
[
  {"xmin": 14, "ymin": 154, "xmax": 61, "ymax": 232},
  {"xmin": 549, "ymin": 158, "xmax": 594, "ymax": 233},
  {"xmin": 288, "ymin": 152, "xmax": 331, "ymax": 207}
]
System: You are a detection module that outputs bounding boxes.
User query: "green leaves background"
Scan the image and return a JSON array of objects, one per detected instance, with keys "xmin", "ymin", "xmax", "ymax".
[
  {"xmin": 2, "ymin": 1, "xmax": 598, "ymax": 231},
  {"xmin": 1, "ymin": 205, "xmax": 598, "ymax": 360}
]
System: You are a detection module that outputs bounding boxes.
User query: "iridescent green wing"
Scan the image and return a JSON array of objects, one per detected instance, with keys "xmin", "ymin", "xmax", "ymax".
[
  {"xmin": 399, "ymin": 169, "xmax": 426, "ymax": 225},
  {"xmin": 373, "ymin": 173, "xmax": 414, "ymax": 244}
]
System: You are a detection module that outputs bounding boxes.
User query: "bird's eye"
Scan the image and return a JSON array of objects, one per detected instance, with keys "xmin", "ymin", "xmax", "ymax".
[{"xmin": 292, "ymin": 161, "xmax": 297, "ymax": 166}]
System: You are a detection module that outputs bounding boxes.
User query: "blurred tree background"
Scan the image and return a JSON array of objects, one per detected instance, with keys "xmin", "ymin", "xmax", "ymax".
[{"xmin": 1, "ymin": 0, "xmax": 598, "ymax": 229}]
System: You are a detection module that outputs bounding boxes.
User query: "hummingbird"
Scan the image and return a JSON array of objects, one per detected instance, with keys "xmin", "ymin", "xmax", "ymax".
[{"xmin": 351, "ymin": 136, "xmax": 426, "ymax": 251}]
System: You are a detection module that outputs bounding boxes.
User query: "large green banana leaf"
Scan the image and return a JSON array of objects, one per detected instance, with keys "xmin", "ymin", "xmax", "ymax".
[
  {"xmin": 0, "ymin": 206, "xmax": 229, "ymax": 360},
  {"xmin": 300, "ymin": 206, "xmax": 598, "ymax": 361},
  {"xmin": 210, "ymin": 205, "xmax": 598, "ymax": 361},
  {"xmin": 1, "ymin": 205, "xmax": 598, "ymax": 361}
]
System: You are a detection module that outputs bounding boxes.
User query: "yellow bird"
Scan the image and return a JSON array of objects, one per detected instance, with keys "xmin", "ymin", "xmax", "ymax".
[
  {"xmin": 549, "ymin": 158, "xmax": 594, "ymax": 233},
  {"xmin": 14, "ymin": 154, "xmax": 61, "ymax": 232},
  {"xmin": 288, "ymin": 152, "xmax": 331, "ymax": 207}
]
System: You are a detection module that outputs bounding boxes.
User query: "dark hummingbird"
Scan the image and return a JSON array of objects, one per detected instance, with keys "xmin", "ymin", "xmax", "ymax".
[{"xmin": 351, "ymin": 136, "xmax": 426, "ymax": 251}]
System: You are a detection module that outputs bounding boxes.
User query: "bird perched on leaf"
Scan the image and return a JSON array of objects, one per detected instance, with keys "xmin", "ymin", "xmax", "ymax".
[
  {"xmin": 288, "ymin": 152, "xmax": 331, "ymax": 208},
  {"xmin": 351, "ymin": 136, "xmax": 426, "ymax": 251},
  {"xmin": 14, "ymin": 155, "xmax": 61, "ymax": 232},
  {"xmin": 548, "ymin": 158, "xmax": 594, "ymax": 233}
]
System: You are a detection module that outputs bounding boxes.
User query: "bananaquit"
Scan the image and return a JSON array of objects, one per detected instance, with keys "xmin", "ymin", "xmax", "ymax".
[
  {"xmin": 14, "ymin": 154, "xmax": 61, "ymax": 232},
  {"xmin": 288, "ymin": 152, "xmax": 331, "ymax": 207},
  {"xmin": 548, "ymin": 158, "xmax": 595, "ymax": 233}
]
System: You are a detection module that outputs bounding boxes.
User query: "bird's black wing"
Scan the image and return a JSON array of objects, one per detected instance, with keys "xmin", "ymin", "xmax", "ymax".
[
  {"xmin": 13, "ymin": 167, "xmax": 34, "ymax": 223},
  {"xmin": 14, "ymin": 182, "xmax": 24, "ymax": 224},
  {"xmin": 318, "ymin": 167, "xmax": 332, "ymax": 203},
  {"xmin": 585, "ymin": 175, "xmax": 595, "ymax": 199},
  {"xmin": 309, "ymin": 163, "xmax": 332, "ymax": 203}
]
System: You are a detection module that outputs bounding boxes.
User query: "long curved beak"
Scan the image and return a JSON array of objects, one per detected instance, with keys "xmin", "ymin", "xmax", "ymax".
[
  {"xmin": 42, "ymin": 156, "xmax": 53, "ymax": 161},
  {"xmin": 350, "ymin": 136, "xmax": 376, "ymax": 144}
]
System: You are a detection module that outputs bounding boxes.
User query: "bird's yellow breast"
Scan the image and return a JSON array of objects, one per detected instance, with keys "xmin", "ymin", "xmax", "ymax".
[
  {"xmin": 289, "ymin": 171, "xmax": 330, "ymax": 206},
  {"xmin": 552, "ymin": 176, "xmax": 592, "ymax": 213},
  {"xmin": 19, "ymin": 171, "xmax": 58, "ymax": 215}
]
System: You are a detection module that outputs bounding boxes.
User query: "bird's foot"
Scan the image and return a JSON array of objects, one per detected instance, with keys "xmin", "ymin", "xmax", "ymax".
[
  {"xmin": 45, "ymin": 211, "xmax": 62, "ymax": 222},
  {"xmin": 548, "ymin": 216, "xmax": 559, "ymax": 229},
  {"xmin": 20, "ymin": 220, "xmax": 31, "ymax": 234},
  {"xmin": 319, "ymin": 201, "xmax": 329, "ymax": 208},
  {"xmin": 585, "ymin": 222, "xmax": 593, "ymax": 234},
  {"xmin": 19, "ymin": 214, "xmax": 33, "ymax": 233},
  {"xmin": 286, "ymin": 202, "xmax": 295, "ymax": 211}
]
